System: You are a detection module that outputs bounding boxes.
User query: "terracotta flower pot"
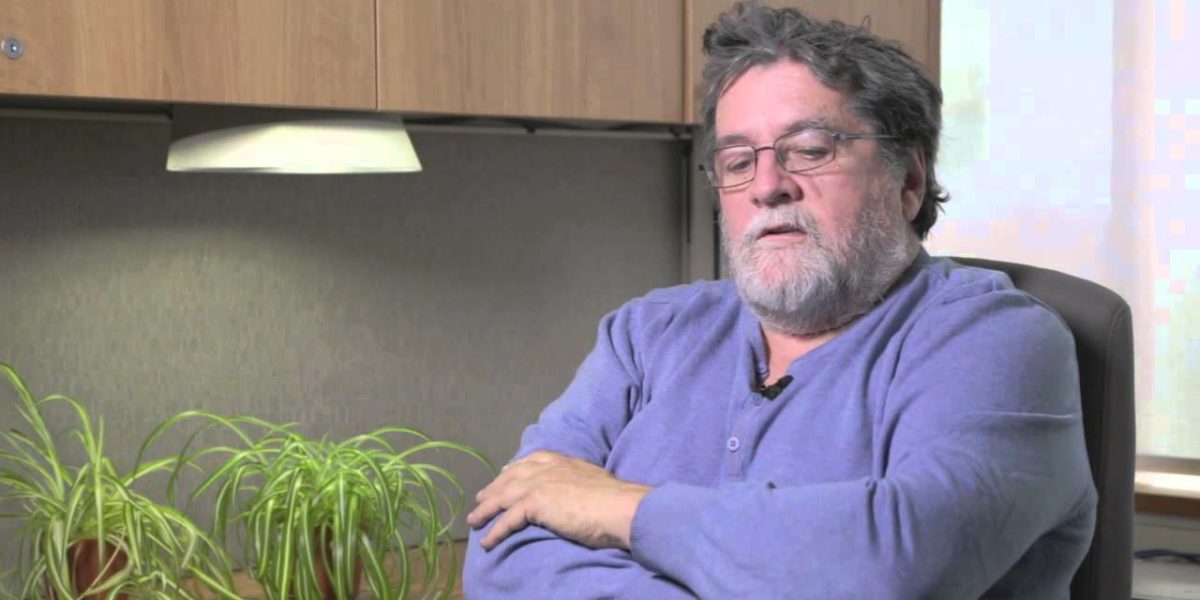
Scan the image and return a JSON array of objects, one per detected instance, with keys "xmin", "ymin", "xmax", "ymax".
[
  {"xmin": 45, "ymin": 538, "xmax": 129, "ymax": 600},
  {"xmin": 306, "ymin": 527, "xmax": 364, "ymax": 600}
]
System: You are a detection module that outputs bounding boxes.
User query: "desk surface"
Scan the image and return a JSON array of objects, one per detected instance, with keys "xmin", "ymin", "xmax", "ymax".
[{"xmin": 188, "ymin": 540, "xmax": 467, "ymax": 600}]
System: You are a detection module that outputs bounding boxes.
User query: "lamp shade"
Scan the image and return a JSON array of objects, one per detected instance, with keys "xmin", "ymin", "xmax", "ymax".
[{"xmin": 166, "ymin": 105, "xmax": 422, "ymax": 174}]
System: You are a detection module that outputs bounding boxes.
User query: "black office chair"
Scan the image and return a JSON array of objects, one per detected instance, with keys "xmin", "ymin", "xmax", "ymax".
[{"xmin": 952, "ymin": 257, "xmax": 1135, "ymax": 600}]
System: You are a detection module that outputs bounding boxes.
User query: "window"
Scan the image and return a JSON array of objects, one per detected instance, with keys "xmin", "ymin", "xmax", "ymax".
[{"xmin": 933, "ymin": 0, "xmax": 1200, "ymax": 506}]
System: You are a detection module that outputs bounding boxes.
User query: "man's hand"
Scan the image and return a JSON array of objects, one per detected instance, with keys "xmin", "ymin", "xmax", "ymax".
[{"xmin": 467, "ymin": 450, "xmax": 651, "ymax": 551}]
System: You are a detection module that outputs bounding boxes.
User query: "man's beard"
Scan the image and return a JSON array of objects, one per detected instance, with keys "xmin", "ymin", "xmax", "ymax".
[{"xmin": 721, "ymin": 193, "xmax": 919, "ymax": 336}]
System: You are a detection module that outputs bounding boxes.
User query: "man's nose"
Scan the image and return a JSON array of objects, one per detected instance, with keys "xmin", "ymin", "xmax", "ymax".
[{"xmin": 750, "ymin": 150, "xmax": 801, "ymax": 207}]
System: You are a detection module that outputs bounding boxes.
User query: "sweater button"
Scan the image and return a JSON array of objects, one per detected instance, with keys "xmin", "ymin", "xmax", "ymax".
[{"xmin": 726, "ymin": 436, "xmax": 740, "ymax": 452}]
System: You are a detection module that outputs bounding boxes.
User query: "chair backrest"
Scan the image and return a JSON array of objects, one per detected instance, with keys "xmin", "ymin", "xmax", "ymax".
[{"xmin": 952, "ymin": 257, "xmax": 1134, "ymax": 600}]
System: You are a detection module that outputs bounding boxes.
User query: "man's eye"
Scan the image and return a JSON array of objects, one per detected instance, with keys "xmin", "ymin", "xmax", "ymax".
[
  {"xmin": 781, "ymin": 146, "xmax": 832, "ymax": 166},
  {"xmin": 722, "ymin": 157, "xmax": 754, "ymax": 173},
  {"xmin": 788, "ymin": 146, "xmax": 831, "ymax": 160}
]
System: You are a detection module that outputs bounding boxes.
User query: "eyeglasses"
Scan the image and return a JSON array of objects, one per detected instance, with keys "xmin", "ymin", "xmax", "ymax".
[{"xmin": 701, "ymin": 127, "xmax": 897, "ymax": 189}]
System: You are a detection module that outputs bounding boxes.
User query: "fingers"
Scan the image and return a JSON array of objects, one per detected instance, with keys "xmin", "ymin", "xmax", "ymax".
[
  {"xmin": 465, "ymin": 505, "xmax": 490, "ymax": 529},
  {"xmin": 468, "ymin": 481, "xmax": 514, "ymax": 527},
  {"xmin": 467, "ymin": 450, "xmax": 571, "ymax": 544},
  {"xmin": 468, "ymin": 465, "xmax": 534, "ymax": 528},
  {"xmin": 522, "ymin": 450, "xmax": 558, "ymax": 463},
  {"xmin": 467, "ymin": 492, "xmax": 505, "ymax": 528},
  {"xmin": 479, "ymin": 502, "xmax": 534, "ymax": 550}
]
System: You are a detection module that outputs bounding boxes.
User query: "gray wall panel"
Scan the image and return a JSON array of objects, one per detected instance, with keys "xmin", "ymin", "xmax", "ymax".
[{"xmin": 0, "ymin": 116, "xmax": 682, "ymax": 570}]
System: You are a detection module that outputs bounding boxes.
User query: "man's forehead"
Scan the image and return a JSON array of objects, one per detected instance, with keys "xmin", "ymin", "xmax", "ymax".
[{"xmin": 714, "ymin": 116, "xmax": 840, "ymax": 147}]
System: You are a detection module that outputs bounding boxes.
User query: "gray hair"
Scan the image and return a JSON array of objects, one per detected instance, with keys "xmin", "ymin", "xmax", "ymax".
[{"xmin": 701, "ymin": 1, "xmax": 948, "ymax": 239}]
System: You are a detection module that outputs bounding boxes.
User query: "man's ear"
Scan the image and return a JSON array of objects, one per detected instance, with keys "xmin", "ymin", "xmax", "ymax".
[{"xmin": 901, "ymin": 147, "xmax": 926, "ymax": 223}]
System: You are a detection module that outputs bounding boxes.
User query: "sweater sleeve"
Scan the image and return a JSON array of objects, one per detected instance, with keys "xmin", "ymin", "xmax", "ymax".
[
  {"xmin": 463, "ymin": 303, "xmax": 697, "ymax": 599},
  {"xmin": 628, "ymin": 286, "xmax": 1097, "ymax": 599}
]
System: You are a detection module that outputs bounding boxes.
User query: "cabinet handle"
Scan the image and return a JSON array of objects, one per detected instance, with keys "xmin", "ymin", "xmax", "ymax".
[{"xmin": 3, "ymin": 36, "xmax": 24, "ymax": 60}]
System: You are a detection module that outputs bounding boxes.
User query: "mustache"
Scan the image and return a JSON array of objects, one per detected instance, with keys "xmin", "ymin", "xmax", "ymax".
[{"xmin": 741, "ymin": 207, "xmax": 820, "ymax": 244}]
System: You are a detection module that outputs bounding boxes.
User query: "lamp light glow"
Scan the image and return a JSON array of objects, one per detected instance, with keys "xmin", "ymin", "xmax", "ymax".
[{"xmin": 166, "ymin": 106, "xmax": 422, "ymax": 174}]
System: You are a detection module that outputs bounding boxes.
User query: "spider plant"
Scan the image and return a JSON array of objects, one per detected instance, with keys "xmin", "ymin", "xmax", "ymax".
[
  {"xmin": 1, "ymin": 569, "xmax": 15, "ymax": 600},
  {"xmin": 0, "ymin": 363, "xmax": 239, "ymax": 600},
  {"xmin": 145, "ymin": 411, "xmax": 492, "ymax": 600}
]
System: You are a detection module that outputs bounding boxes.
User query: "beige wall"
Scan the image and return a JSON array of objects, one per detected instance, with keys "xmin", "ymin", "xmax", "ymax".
[{"xmin": 0, "ymin": 115, "xmax": 684, "ymax": 567}]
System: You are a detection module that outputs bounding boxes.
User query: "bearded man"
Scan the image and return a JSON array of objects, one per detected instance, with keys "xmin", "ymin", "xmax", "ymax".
[{"xmin": 463, "ymin": 3, "xmax": 1096, "ymax": 599}]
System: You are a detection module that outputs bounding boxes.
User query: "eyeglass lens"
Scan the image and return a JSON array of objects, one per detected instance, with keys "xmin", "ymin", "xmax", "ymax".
[{"xmin": 708, "ymin": 129, "xmax": 838, "ymax": 188}]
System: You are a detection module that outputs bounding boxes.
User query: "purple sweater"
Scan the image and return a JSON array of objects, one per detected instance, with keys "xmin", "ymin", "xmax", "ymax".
[{"xmin": 464, "ymin": 252, "xmax": 1097, "ymax": 599}]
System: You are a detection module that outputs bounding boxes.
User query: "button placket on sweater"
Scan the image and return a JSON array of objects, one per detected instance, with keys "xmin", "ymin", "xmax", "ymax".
[{"xmin": 724, "ymin": 391, "xmax": 761, "ymax": 479}]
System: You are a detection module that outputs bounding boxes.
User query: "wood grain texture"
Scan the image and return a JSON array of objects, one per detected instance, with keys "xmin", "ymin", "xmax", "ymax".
[
  {"xmin": 685, "ymin": 0, "xmax": 940, "ymax": 123},
  {"xmin": 378, "ymin": 0, "xmax": 686, "ymax": 123},
  {"xmin": 1136, "ymin": 493, "xmax": 1200, "ymax": 519},
  {"xmin": 0, "ymin": 0, "xmax": 375, "ymax": 108}
]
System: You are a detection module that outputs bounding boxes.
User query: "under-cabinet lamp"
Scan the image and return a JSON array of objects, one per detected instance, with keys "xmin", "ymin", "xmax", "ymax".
[{"xmin": 166, "ymin": 105, "xmax": 422, "ymax": 174}]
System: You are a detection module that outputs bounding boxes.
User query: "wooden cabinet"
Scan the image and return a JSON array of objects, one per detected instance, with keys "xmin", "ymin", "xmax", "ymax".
[
  {"xmin": 685, "ymin": 0, "xmax": 940, "ymax": 123},
  {"xmin": 0, "ymin": 1, "xmax": 938, "ymax": 124},
  {"xmin": 0, "ymin": 0, "xmax": 375, "ymax": 109},
  {"xmin": 378, "ymin": 0, "xmax": 685, "ymax": 123}
]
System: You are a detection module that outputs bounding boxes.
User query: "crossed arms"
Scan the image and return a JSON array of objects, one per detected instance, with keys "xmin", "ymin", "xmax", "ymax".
[{"xmin": 463, "ymin": 282, "xmax": 1097, "ymax": 599}]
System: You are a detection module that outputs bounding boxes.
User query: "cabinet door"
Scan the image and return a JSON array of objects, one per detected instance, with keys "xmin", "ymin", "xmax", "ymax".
[
  {"xmin": 686, "ymin": 0, "xmax": 939, "ymax": 123},
  {"xmin": 0, "ymin": 0, "xmax": 375, "ymax": 108},
  {"xmin": 379, "ymin": 0, "xmax": 685, "ymax": 123}
]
